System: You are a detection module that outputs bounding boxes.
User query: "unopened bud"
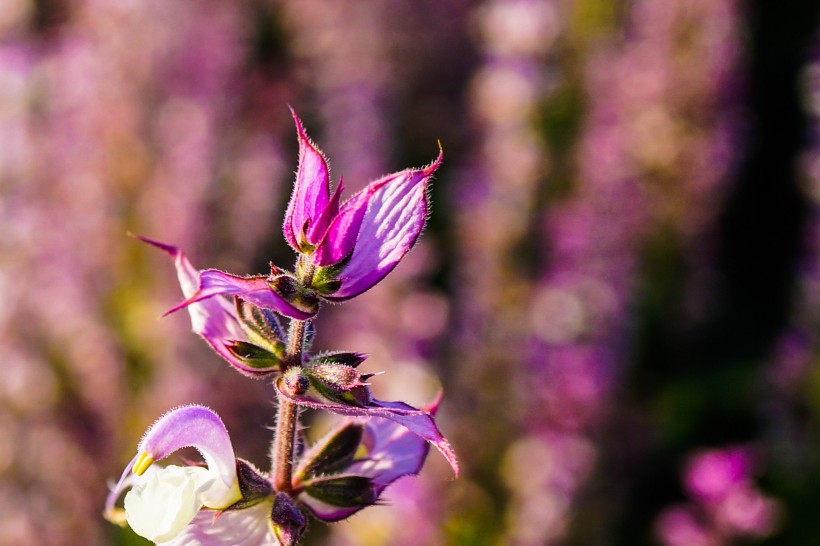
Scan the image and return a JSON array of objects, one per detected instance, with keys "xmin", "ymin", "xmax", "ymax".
[
  {"xmin": 270, "ymin": 493, "xmax": 307, "ymax": 546},
  {"xmin": 281, "ymin": 367, "xmax": 310, "ymax": 397}
]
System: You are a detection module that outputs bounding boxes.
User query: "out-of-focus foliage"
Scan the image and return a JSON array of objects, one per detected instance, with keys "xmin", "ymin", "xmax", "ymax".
[{"xmin": 1, "ymin": 0, "xmax": 820, "ymax": 544}]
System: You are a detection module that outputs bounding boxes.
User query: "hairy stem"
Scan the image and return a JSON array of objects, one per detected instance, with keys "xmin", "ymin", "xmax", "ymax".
[
  {"xmin": 272, "ymin": 260, "xmax": 316, "ymax": 493},
  {"xmin": 272, "ymin": 318, "xmax": 307, "ymax": 493}
]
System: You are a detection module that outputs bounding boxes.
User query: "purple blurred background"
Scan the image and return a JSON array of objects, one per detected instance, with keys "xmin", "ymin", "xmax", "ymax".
[{"xmin": 2, "ymin": 0, "xmax": 820, "ymax": 544}]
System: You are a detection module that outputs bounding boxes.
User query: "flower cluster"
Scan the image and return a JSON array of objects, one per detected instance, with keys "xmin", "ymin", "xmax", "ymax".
[
  {"xmin": 105, "ymin": 109, "xmax": 457, "ymax": 545},
  {"xmin": 655, "ymin": 447, "xmax": 780, "ymax": 546}
]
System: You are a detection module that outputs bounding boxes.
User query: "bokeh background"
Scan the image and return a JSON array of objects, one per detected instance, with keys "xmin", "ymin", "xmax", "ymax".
[{"xmin": 2, "ymin": 0, "xmax": 820, "ymax": 544}]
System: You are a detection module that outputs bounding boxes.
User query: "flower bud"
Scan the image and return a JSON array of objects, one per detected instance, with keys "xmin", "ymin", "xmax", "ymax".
[
  {"xmin": 270, "ymin": 493, "xmax": 307, "ymax": 546},
  {"xmin": 281, "ymin": 367, "xmax": 310, "ymax": 397}
]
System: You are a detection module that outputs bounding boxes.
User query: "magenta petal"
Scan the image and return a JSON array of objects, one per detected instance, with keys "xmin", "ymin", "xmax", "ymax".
[
  {"xmin": 313, "ymin": 188, "xmax": 369, "ymax": 267},
  {"xmin": 284, "ymin": 107, "xmax": 331, "ymax": 252},
  {"xmin": 168, "ymin": 269, "xmax": 316, "ymax": 321},
  {"xmin": 318, "ymin": 149, "xmax": 442, "ymax": 300},
  {"xmin": 276, "ymin": 380, "xmax": 458, "ymax": 477},
  {"xmin": 139, "ymin": 237, "xmax": 290, "ymax": 376}
]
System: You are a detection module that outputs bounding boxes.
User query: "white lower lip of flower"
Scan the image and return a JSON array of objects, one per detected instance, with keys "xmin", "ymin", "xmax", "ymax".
[{"xmin": 124, "ymin": 465, "xmax": 211, "ymax": 543}]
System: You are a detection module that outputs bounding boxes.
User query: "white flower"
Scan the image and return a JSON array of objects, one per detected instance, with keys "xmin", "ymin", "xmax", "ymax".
[{"xmin": 125, "ymin": 465, "xmax": 214, "ymax": 543}]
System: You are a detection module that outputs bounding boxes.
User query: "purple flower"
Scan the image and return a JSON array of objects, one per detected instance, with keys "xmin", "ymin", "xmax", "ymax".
[
  {"xmin": 141, "ymin": 108, "xmax": 440, "ymax": 322},
  {"xmin": 106, "ymin": 405, "xmax": 439, "ymax": 545},
  {"xmin": 138, "ymin": 236, "xmax": 290, "ymax": 378},
  {"xmin": 284, "ymin": 108, "xmax": 442, "ymax": 300}
]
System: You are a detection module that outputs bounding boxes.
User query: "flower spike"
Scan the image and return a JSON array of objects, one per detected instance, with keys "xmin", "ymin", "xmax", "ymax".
[{"xmin": 109, "ymin": 109, "xmax": 457, "ymax": 546}]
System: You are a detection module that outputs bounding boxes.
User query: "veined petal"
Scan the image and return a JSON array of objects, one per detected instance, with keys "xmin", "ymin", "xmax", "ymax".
[
  {"xmin": 167, "ymin": 269, "xmax": 315, "ymax": 321},
  {"xmin": 160, "ymin": 501, "xmax": 278, "ymax": 546},
  {"xmin": 138, "ymin": 405, "xmax": 240, "ymax": 508},
  {"xmin": 275, "ymin": 379, "xmax": 458, "ymax": 477},
  {"xmin": 315, "ymin": 148, "xmax": 442, "ymax": 300},
  {"xmin": 284, "ymin": 107, "xmax": 332, "ymax": 252},
  {"xmin": 138, "ymin": 236, "xmax": 290, "ymax": 377}
]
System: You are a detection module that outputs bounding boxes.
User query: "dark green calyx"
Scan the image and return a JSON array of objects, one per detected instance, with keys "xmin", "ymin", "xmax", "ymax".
[
  {"xmin": 270, "ymin": 493, "xmax": 307, "ymax": 546},
  {"xmin": 308, "ymin": 351, "xmax": 367, "ymax": 368},
  {"xmin": 226, "ymin": 341, "xmax": 284, "ymax": 372},
  {"xmin": 303, "ymin": 475, "xmax": 377, "ymax": 508},
  {"xmin": 296, "ymin": 423, "xmax": 364, "ymax": 482},
  {"xmin": 268, "ymin": 274, "xmax": 319, "ymax": 316},
  {"xmin": 226, "ymin": 459, "xmax": 272, "ymax": 510},
  {"xmin": 235, "ymin": 298, "xmax": 285, "ymax": 351}
]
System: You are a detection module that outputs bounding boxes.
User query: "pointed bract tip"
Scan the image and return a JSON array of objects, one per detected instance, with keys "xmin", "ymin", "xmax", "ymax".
[
  {"xmin": 423, "ymin": 143, "xmax": 444, "ymax": 176},
  {"xmin": 289, "ymin": 106, "xmax": 310, "ymax": 142},
  {"xmin": 132, "ymin": 233, "xmax": 180, "ymax": 258}
]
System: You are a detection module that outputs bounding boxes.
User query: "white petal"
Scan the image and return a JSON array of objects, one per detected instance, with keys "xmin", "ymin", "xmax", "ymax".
[
  {"xmin": 125, "ymin": 465, "xmax": 210, "ymax": 543},
  {"xmin": 159, "ymin": 501, "xmax": 278, "ymax": 546}
]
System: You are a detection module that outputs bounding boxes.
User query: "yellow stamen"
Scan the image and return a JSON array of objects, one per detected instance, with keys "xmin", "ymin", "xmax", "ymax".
[{"xmin": 132, "ymin": 452, "xmax": 154, "ymax": 476}]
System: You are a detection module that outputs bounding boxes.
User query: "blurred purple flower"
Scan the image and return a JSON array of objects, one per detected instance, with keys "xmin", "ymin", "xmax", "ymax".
[
  {"xmin": 106, "ymin": 405, "xmax": 437, "ymax": 545},
  {"xmin": 683, "ymin": 447, "xmax": 751, "ymax": 502},
  {"xmin": 656, "ymin": 446, "xmax": 780, "ymax": 546}
]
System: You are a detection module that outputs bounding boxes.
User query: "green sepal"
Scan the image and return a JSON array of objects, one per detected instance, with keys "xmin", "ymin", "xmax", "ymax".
[
  {"xmin": 295, "ymin": 423, "xmax": 364, "ymax": 482},
  {"xmin": 226, "ymin": 341, "xmax": 285, "ymax": 372},
  {"xmin": 309, "ymin": 253, "xmax": 351, "ymax": 296},
  {"xmin": 306, "ymin": 363, "xmax": 363, "ymax": 391},
  {"xmin": 225, "ymin": 459, "xmax": 273, "ymax": 511},
  {"xmin": 308, "ymin": 351, "xmax": 366, "ymax": 368},
  {"xmin": 302, "ymin": 475, "xmax": 377, "ymax": 508},
  {"xmin": 268, "ymin": 274, "xmax": 320, "ymax": 316},
  {"xmin": 235, "ymin": 298, "xmax": 286, "ymax": 354},
  {"xmin": 305, "ymin": 372, "xmax": 372, "ymax": 407}
]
